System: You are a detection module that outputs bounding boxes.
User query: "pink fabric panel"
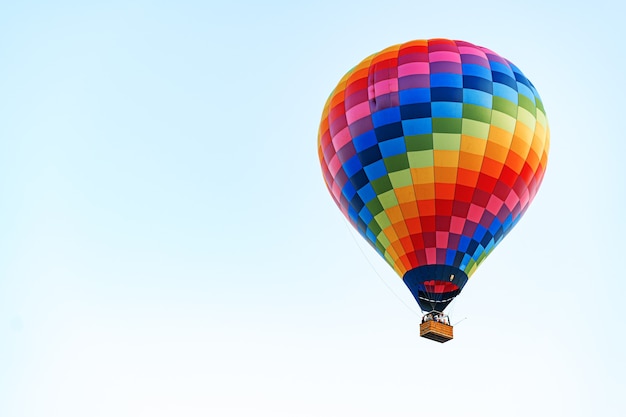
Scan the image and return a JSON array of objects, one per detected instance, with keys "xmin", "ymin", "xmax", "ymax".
[
  {"xmin": 345, "ymin": 102, "xmax": 370, "ymax": 124},
  {"xmin": 429, "ymin": 51, "xmax": 461, "ymax": 63},
  {"xmin": 398, "ymin": 62, "xmax": 430, "ymax": 77}
]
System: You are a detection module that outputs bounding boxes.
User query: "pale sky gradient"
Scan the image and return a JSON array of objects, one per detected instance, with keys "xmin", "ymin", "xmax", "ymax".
[{"xmin": 1, "ymin": 1, "xmax": 624, "ymax": 416}]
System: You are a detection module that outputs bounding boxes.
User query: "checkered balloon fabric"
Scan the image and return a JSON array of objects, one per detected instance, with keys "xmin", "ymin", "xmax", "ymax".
[{"xmin": 318, "ymin": 39, "xmax": 549, "ymax": 312}]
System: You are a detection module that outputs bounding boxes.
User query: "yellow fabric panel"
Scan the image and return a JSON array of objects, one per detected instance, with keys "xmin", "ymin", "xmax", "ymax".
[
  {"xmin": 487, "ymin": 125, "xmax": 514, "ymax": 150},
  {"xmin": 395, "ymin": 185, "xmax": 417, "ymax": 204},
  {"xmin": 458, "ymin": 150, "xmax": 484, "ymax": 171},
  {"xmin": 510, "ymin": 133, "xmax": 532, "ymax": 163},
  {"xmin": 484, "ymin": 141, "xmax": 510, "ymax": 165},
  {"xmin": 411, "ymin": 166, "xmax": 435, "ymax": 185},
  {"xmin": 460, "ymin": 135, "xmax": 488, "ymax": 156},
  {"xmin": 433, "ymin": 150, "xmax": 461, "ymax": 168}
]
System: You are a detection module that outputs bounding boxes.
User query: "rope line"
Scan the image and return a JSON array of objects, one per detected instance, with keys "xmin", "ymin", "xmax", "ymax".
[
  {"xmin": 342, "ymin": 219, "xmax": 421, "ymax": 317},
  {"xmin": 452, "ymin": 317, "xmax": 468, "ymax": 326},
  {"xmin": 418, "ymin": 295, "xmax": 457, "ymax": 303}
]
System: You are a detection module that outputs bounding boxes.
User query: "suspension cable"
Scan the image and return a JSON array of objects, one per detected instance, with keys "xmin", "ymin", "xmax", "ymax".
[{"xmin": 342, "ymin": 219, "xmax": 421, "ymax": 317}]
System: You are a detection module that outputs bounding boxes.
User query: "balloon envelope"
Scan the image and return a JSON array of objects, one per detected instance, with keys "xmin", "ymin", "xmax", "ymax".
[{"xmin": 318, "ymin": 39, "xmax": 549, "ymax": 312}]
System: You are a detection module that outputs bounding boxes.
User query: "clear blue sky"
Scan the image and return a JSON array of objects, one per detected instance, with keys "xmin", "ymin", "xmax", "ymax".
[{"xmin": 1, "ymin": 1, "xmax": 624, "ymax": 416}]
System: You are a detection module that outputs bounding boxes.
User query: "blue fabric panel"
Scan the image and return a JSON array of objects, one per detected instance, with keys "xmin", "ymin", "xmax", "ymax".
[
  {"xmin": 352, "ymin": 130, "xmax": 378, "ymax": 152},
  {"xmin": 402, "ymin": 118, "xmax": 432, "ymax": 135},
  {"xmin": 463, "ymin": 75, "xmax": 493, "ymax": 94},
  {"xmin": 357, "ymin": 183, "xmax": 377, "ymax": 203},
  {"xmin": 492, "ymin": 71, "xmax": 518, "ymax": 90},
  {"xmin": 347, "ymin": 206, "xmax": 359, "ymax": 223},
  {"xmin": 462, "ymin": 63, "xmax": 492, "ymax": 79},
  {"xmin": 431, "ymin": 87, "xmax": 464, "ymax": 102},
  {"xmin": 493, "ymin": 83, "xmax": 519, "ymax": 104},
  {"xmin": 341, "ymin": 181, "xmax": 356, "ymax": 200},
  {"xmin": 374, "ymin": 121, "xmax": 404, "ymax": 141},
  {"xmin": 358, "ymin": 145, "xmax": 382, "ymax": 166},
  {"xmin": 431, "ymin": 102, "xmax": 462, "ymax": 118},
  {"xmin": 474, "ymin": 224, "xmax": 487, "ymax": 242},
  {"xmin": 359, "ymin": 206, "xmax": 374, "ymax": 225},
  {"xmin": 489, "ymin": 61, "xmax": 513, "ymax": 76},
  {"xmin": 379, "ymin": 137, "xmax": 407, "ymax": 158},
  {"xmin": 399, "ymin": 88, "xmax": 431, "ymax": 104},
  {"xmin": 372, "ymin": 107, "xmax": 402, "ymax": 127},
  {"xmin": 458, "ymin": 235, "xmax": 471, "ymax": 252},
  {"xmin": 400, "ymin": 102, "xmax": 432, "ymax": 119},
  {"xmin": 445, "ymin": 249, "xmax": 457, "ymax": 265},
  {"xmin": 343, "ymin": 155, "xmax": 363, "ymax": 177},
  {"xmin": 363, "ymin": 159, "xmax": 388, "ymax": 180},
  {"xmin": 365, "ymin": 228, "xmax": 377, "ymax": 244},
  {"xmin": 350, "ymin": 169, "xmax": 369, "ymax": 190},
  {"xmin": 463, "ymin": 89, "xmax": 493, "ymax": 108},
  {"xmin": 431, "ymin": 73, "xmax": 463, "ymax": 88},
  {"xmin": 516, "ymin": 82, "xmax": 536, "ymax": 103}
]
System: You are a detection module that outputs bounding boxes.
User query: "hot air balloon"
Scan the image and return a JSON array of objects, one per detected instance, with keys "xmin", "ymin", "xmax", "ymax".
[{"xmin": 318, "ymin": 39, "xmax": 549, "ymax": 342}]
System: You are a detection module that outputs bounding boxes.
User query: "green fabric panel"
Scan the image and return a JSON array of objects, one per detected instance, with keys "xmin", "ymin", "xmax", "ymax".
[
  {"xmin": 378, "ymin": 189, "xmax": 399, "ymax": 209},
  {"xmin": 368, "ymin": 221, "xmax": 382, "ymax": 236},
  {"xmin": 516, "ymin": 107, "xmax": 536, "ymax": 131},
  {"xmin": 518, "ymin": 94, "xmax": 536, "ymax": 115},
  {"xmin": 377, "ymin": 232, "xmax": 391, "ymax": 249},
  {"xmin": 462, "ymin": 119, "xmax": 490, "ymax": 139},
  {"xmin": 407, "ymin": 150, "xmax": 434, "ymax": 168},
  {"xmin": 389, "ymin": 169, "xmax": 413, "ymax": 188},
  {"xmin": 535, "ymin": 96, "xmax": 546, "ymax": 113},
  {"xmin": 466, "ymin": 258, "xmax": 475, "ymax": 269},
  {"xmin": 371, "ymin": 176, "xmax": 393, "ymax": 194},
  {"xmin": 463, "ymin": 103, "xmax": 492, "ymax": 123},
  {"xmin": 536, "ymin": 109, "xmax": 548, "ymax": 129},
  {"xmin": 433, "ymin": 133, "xmax": 461, "ymax": 151},
  {"xmin": 383, "ymin": 251, "xmax": 394, "ymax": 266},
  {"xmin": 374, "ymin": 211, "xmax": 392, "ymax": 230},
  {"xmin": 405, "ymin": 134, "xmax": 434, "ymax": 151},
  {"xmin": 490, "ymin": 110, "xmax": 516, "ymax": 133},
  {"xmin": 492, "ymin": 96, "xmax": 518, "ymax": 118},
  {"xmin": 433, "ymin": 118, "xmax": 462, "ymax": 134},
  {"xmin": 384, "ymin": 154, "xmax": 410, "ymax": 172},
  {"xmin": 366, "ymin": 198, "xmax": 384, "ymax": 217},
  {"xmin": 375, "ymin": 240, "xmax": 386, "ymax": 254}
]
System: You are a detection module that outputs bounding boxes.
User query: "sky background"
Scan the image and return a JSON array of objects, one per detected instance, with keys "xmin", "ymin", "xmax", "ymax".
[{"xmin": 1, "ymin": 1, "xmax": 624, "ymax": 416}]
